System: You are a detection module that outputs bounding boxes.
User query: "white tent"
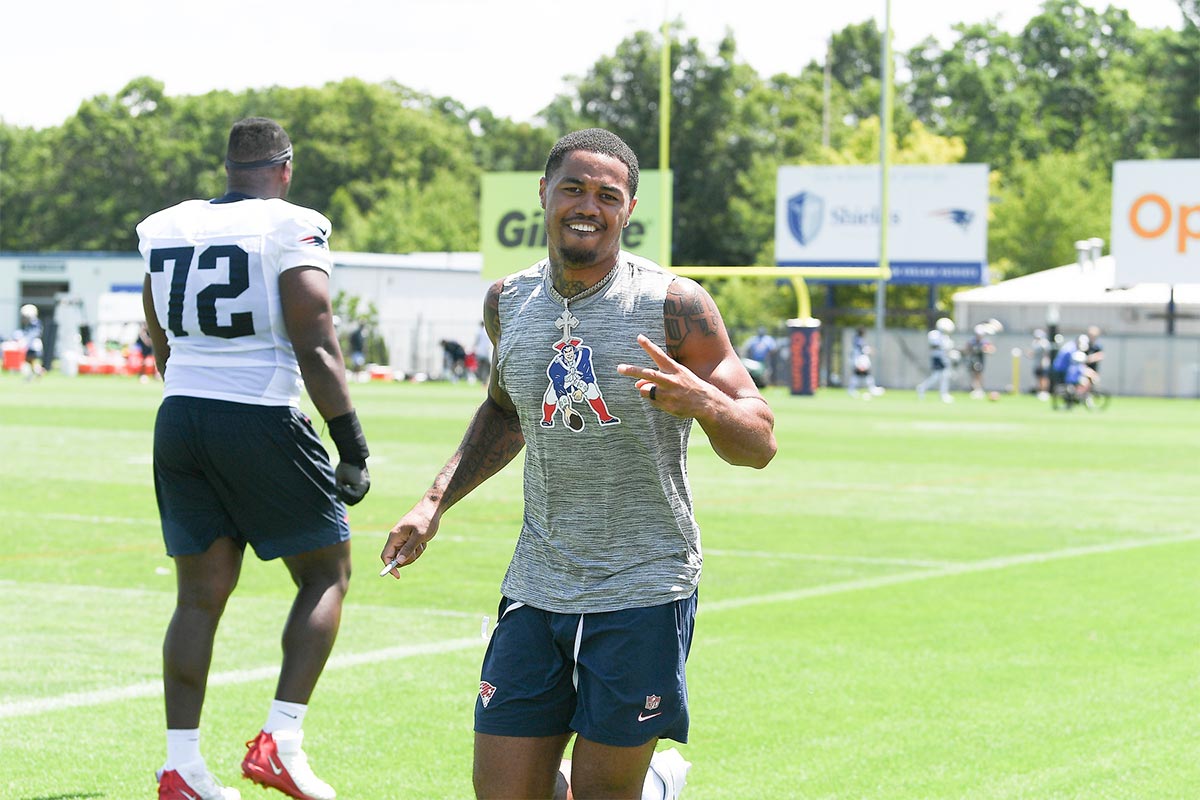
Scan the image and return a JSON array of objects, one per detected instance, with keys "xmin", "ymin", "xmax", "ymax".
[
  {"xmin": 953, "ymin": 256, "xmax": 1200, "ymax": 337},
  {"xmin": 950, "ymin": 255, "xmax": 1200, "ymax": 397}
]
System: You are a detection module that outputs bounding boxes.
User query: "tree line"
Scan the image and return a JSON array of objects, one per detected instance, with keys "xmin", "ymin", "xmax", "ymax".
[{"xmin": 1, "ymin": 0, "xmax": 1195, "ymax": 331}]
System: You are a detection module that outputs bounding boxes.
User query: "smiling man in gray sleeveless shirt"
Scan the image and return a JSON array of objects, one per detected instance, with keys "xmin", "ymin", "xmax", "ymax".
[{"xmin": 382, "ymin": 129, "xmax": 777, "ymax": 800}]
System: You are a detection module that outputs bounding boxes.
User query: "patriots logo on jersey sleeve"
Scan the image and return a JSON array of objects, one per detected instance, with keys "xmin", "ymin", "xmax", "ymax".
[
  {"xmin": 298, "ymin": 233, "xmax": 328, "ymax": 248},
  {"xmin": 538, "ymin": 308, "xmax": 620, "ymax": 431}
]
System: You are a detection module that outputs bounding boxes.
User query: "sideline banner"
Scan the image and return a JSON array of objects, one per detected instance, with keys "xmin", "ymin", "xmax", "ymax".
[
  {"xmin": 1112, "ymin": 160, "xmax": 1200, "ymax": 285},
  {"xmin": 480, "ymin": 170, "xmax": 671, "ymax": 280},
  {"xmin": 775, "ymin": 164, "xmax": 989, "ymax": 285}
]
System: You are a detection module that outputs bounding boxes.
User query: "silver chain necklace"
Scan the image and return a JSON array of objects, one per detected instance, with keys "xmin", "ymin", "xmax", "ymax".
[{"xmin": 545, "ymin": 263, "xmax": 619, "ymax": 310}]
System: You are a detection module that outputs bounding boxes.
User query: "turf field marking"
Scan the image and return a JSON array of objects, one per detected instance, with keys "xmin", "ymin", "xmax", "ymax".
[
  {"xmin": 3, "ymin": 531, "xmax": 1195, "ymax": 720},
  {"xmin": 0, "ymin": 639, "xmax": 482, "ymax": 720},
  {"xmin": 6, "ymin": 509, "xmax": 160, "ymax": 527},
  {"xmin": 705, "ymin": 548, "xmax": 956, "ymax": 568},
  {"xmin": 701, "ymin": 531, "xmax": 1200, "ymax": 613},
  {"xmin": 0, "ymin": 579, "xmax": 482, "ymax": 619}
]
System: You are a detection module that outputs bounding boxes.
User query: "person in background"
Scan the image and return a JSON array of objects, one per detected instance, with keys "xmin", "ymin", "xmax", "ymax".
[
  {"xmin": 139, "ymin": 117, "xmax": 371, "ymax": 800},
  {"xmin": 472, "ymin": 319, "xmax": 494, "ymax": 384},
  {"xmin": 347, "ymin": 322, "xmax": 367, "ymax": 381},
  {"xmin": 847, "ymin": 326, "xmax": 883, "ymax": 399},
  {"xmin": 1064, "ymin": 348, "xmax": 1097, "ymax": 399},
  {"xmin": 15, "ymin": 303, "xmax": 45, "ymax": 380},
  {"xmin": 1084, "ymin": 325, "xmax": 1105, "ymax": 381},
  {"xmin": 916, "ymin": 317, "xmax": 956, "ymax": 403},
  {"xmin": 1028, "ymin": 328, "xmax": 1052, "ymax": 401},
  {"xmin": 440, "ymin": 338, "xmax": 468, "ymax": 382},
  {"xmin": 133, "ymin": 321, "xmax": 158, "ymax": 382},
  {"xmin": 964, "ymin": 321, "xmax": 999, "ymax": 399},
  {"xmin": 381, "ymin": 128, "xmax": 776, "ymax": 800},
  {"xmin": 1051, "ymin": 334, "xmax": 1088, "ymax": 392},
  {"xmin": 743, "ymin": 326, "xmax": 778, "ymax": 385}
]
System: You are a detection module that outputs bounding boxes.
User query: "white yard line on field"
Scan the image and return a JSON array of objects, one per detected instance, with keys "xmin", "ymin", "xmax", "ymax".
[
  {"xmin": 7, "ymin": 509, "xmax": 161, "ymax": 527},
  {"xmin": 704, "ymin": 548, "xmax": 957, "ymax": 568},
  {"xmin": 701, "ymin": 531, "xmax": 1200, "ymax": 613},
  {"xmin": 0, "ymin": 639, "xmax": 483, "ymax": 720},
  {"xmin": 2, "ymin": 531, "xmax": 1196, "ymax": 720},
  {"xmin": 0, "ymin": 579, "xmax": 484, "ymax": 619}
]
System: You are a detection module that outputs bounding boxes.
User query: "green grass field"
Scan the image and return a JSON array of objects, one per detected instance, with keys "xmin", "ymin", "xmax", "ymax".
[{"xmin": 1, "ymin": 373, "xmax": 1196, "ymax": 799}]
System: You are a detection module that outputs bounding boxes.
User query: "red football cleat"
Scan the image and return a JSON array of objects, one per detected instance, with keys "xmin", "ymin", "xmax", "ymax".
[
  {"xmin": 241, "ymin": 730, "xmax": 336, "ymax": 800},
  {"xmin": 157, "ymin": 761, "xmax": 241, "ymax": 800}
]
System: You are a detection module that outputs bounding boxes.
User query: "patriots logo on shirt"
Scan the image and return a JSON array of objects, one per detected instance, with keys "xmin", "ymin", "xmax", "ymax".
[
  {"xmin": 539, "ymin": 309, "xmax": 620, "ymax": 431},
  {"xmin": 298, "ymin": 233, "xmax": 328, "ymax": 248}
]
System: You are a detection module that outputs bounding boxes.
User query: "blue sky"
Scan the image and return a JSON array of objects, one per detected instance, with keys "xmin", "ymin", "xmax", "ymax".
[{"xmin": 0, "ymin": 0, "xmax": 1185, "ymax": 129}]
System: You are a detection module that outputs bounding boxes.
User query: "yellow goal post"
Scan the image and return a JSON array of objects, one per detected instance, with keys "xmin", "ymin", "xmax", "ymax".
[{"xmin": 669, "ymin": 266, "xmax": 890, "ymax": 322}]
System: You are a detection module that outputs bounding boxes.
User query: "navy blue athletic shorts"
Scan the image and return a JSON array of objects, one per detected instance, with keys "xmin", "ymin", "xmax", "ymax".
[
  {"xmin": 474, "ymin": 593, "xmax": 697, "ymax": 747},
  {"xmin": 153, "ymin": 396, "xmax": 350, "ymax": 560}
]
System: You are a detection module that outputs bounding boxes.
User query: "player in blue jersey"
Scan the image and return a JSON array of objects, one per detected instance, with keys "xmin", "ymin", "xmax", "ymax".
[
  {"xmin": 139, "ymin": 118, "xmax": 370, "ymax": 800},
  {"xmin": 380, "ymin": 129, "xmax": 777, "ymax": 800}
]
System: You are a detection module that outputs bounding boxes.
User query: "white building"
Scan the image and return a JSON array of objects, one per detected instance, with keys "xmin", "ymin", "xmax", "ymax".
[
  {"xmin": 0, "ymin": 250, "xmax": 490, "ymax": 379},
  {"xmin": 330, "ymin": 251, "xmax": 489, "ymax": 378}
]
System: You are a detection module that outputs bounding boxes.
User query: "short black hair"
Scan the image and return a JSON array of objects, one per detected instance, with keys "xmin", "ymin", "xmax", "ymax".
[
  {"xmin": 226, "ymin": 117, "xmax": 291, "ymax": 165},
  {"xmin": 545, "ymin": 128, "xmax": 639, "ymax": 197}
]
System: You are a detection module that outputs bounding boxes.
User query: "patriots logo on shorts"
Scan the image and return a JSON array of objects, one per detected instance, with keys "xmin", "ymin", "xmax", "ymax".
[{"xmin": 479, "ymin": 680, "xmax": 497, "ymax": 708}]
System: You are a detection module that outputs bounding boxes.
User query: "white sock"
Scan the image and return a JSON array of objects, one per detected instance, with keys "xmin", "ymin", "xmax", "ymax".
[
  {"xmin": 165, "ymin": 728, "xmax": 201, "ymax": 770},
  {"xmin": 642, "ymin": 770, "xmax": 668, "ymax": 800},
  {"xmin": 264, "ymin": 699, "xmax": 307, "ymax": 734},
  {"xmin": 644, "ymin": 749, "xmax": 690, "ymax": 800}
]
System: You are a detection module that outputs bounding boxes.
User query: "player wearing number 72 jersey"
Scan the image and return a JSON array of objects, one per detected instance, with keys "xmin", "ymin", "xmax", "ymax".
[{"xmin": 138, "ymin": 117, "xmax": 369, "ymax": 800}]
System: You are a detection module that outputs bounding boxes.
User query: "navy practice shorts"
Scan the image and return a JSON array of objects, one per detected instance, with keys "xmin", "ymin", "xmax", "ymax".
[
  {"xmin": 474, "ymin": 593, "xmax": 697, "ymax": 747},
  {"xmin": 153, "ymin": 396, "xmax": 350, "ymax": 560}
]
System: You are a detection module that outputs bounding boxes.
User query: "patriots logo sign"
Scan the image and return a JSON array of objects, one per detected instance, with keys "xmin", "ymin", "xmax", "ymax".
[
  {"xmin": 930, "ymin": 208, "xmax": 974, "ymax": 231},
  {"xmin": 787, "ymin": 191, "xmax": 825, "ymax": 246},
  {"xmin": 539, "ymin": 308, "xmax": 620, "ymax": 432}
]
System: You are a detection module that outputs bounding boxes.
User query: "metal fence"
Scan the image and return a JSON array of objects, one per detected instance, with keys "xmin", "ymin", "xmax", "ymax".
[{"xmin": 834, "ymin": 329, "xmax": 1200, "ymax": 399}]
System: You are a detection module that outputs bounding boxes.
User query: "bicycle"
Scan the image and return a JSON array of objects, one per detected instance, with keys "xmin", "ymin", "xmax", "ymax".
[{"xmin": 1052, "ymin": 382, "xmax": 1111, "ymax": 411}]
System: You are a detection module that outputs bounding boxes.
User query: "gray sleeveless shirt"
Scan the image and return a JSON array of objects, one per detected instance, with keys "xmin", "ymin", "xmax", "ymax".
[{"xmin": 495, "ymin": 251, "xmax": 702, "ymax": 613}]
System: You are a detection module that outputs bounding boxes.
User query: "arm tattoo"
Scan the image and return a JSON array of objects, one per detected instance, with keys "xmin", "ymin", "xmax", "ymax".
[
  {"xmin": 664, "ymin": 279, "xmax": 720, "ymax": 357},
  {"xmin": 429, "ymin": 396, "xmax": 524, "ymax": 509}
]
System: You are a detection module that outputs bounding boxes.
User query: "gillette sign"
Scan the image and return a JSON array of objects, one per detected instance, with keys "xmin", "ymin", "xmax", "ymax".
[
  {"xmin": 775, "ymin": 164, "xmax": 988, "ymax": 284},
  {"xmin": 481, "ymin": 170, "xmax": 671, "ymax": 280},
  {"xmin": 1111, "ymin": 160, "xmax": 1200, "ymax": 285}
]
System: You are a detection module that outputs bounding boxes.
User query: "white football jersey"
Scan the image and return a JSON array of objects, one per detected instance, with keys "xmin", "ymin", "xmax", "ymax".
[
  {"xmin": 137, "ymin": 196, "xmax": 333, "ymax": 406},
  {"xmin": 927, "ymin": 329, "xmax": 952, "ymax": 355}
]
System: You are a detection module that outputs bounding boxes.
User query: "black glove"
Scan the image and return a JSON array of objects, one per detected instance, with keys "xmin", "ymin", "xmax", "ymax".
[
  {"xmin": 328, "ymin": 410, "xmax": 371, "ymax": 505},
  {"xmin": 335, "ymin": 461, "xmax": 371, "ymax": 505}
]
